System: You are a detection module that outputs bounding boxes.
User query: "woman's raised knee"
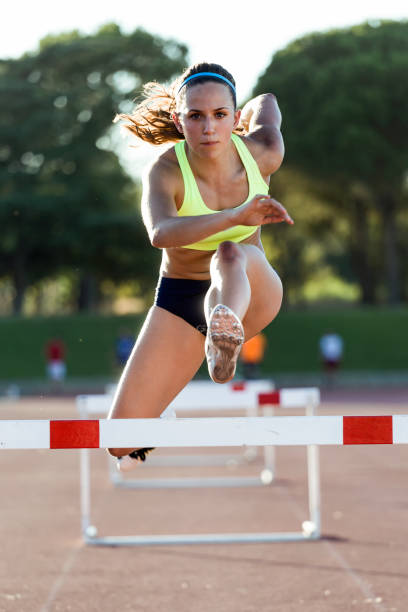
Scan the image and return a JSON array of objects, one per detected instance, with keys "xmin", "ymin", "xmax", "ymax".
[{"xmin": 213, "ymin": 241, "xmax": 246, "ymax": 264}]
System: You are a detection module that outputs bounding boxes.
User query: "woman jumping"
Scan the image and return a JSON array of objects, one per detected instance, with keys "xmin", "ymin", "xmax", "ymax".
[{"xmin": 108, "ymin": 62, "xmax": 293, "ymax": 469}]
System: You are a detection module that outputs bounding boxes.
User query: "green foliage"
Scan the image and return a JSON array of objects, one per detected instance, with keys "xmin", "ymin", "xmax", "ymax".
[
  {"xmin": 262, "ymin": 167, "xmax": 354, "ymax": 305},
  {"xmin": 0, "ymin": 26, "xmax": 188, "ymax": 313},
  {"xmin": 259, "ymin": 21, "xmax": 408, "ymax": 184},
  {"xmin": 255, "ymin": 20, "xmax": 408, "ymax": 304},
  {"xmin": 38, "ymin": 30, "xmax": 82, "ymax": 50}
]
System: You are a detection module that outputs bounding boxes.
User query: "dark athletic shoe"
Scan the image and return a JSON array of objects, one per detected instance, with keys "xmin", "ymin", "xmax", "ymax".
[{"xmin": 116, "ymin": 448, "xmax": 155, "ymax": 472}]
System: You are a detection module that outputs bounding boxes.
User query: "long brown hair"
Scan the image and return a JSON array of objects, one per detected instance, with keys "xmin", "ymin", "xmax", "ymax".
[{"xmin": 114, "ymin": 62, "xmax": 238, "ymax": 145}]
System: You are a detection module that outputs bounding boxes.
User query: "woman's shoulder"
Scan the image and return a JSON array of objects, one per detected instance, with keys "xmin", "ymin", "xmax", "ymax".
[
  {"xmin": 142, "ymin": 143, "xmax": 184, "ymax": 203},
  {"xmin": 143, "ymin": 143, "xmax": 181, "ymax": 181}
]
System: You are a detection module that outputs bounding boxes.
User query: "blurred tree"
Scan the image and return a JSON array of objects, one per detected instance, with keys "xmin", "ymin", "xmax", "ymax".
[
  {"xmin": 0, "ymin": 25, "xmax": 187, "ymax": 313},
  {"xmin": 263, "ymin": 167, "xmax": 356, "ymax": 307},
  {"xmin": 254, "ymin": 20, "xmax": 408, "ymax": 303}
]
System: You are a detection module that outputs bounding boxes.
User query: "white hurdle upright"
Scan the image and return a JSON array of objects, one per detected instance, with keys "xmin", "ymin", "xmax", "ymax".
[
  {"xmin": 259, "ymin": 387, "xmax": 320, "ymax": 482},
  {"xmin": 259, "ymin": 387, "xmax": 321, "ymax": 538},
  {"xmin": 77, "ymin": 379, "xmax": 275, "ymax": 489}
]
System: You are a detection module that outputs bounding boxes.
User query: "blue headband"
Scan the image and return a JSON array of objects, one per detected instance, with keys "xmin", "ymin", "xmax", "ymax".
[{"xmin": 177, "ymin": 72, "xmax": 236, "ymax": 94}]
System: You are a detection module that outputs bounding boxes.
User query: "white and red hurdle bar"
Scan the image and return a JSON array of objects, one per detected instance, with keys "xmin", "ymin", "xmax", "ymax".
[{"xmin": 1, "ymin": 413, "xmax": 407, "ymax": 450}]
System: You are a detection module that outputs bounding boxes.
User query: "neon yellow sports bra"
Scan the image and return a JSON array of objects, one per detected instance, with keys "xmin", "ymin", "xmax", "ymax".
[{"xmin": 174, "ymin": 133, "xmax": 269, "ymax": 251}]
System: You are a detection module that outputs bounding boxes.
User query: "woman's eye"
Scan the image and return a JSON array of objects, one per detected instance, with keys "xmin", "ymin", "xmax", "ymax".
[
  {"xmin": 190, "ymin": 113, "xmax": 200, "ymax": 120},
  {"xmin": 216, "ymin": 112, "xmax": 226, "ymax": 118}
]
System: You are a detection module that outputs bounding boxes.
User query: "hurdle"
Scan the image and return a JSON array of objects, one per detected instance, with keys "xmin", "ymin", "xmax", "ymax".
[
  {"xmin": 2, "ymin": 414, "xmax": 403, "ymax": 449},
  {"xmin": 75, "ymin": 388, "xmax": 321, "ymax": 545},
  {"xmin": 77, "ymin": 379, "xmax": 277, "ymax": 490},
  {"xmin": 77, "ymin": 387, "xmax": 319, "ymax": 489},
  {"xmin": 2, "ymin": 414, "xmax": 405, "ymax": 546}
]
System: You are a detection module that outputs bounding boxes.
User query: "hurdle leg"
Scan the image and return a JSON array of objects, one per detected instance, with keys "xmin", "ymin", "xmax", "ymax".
[
  {"xmin": 261, "ymin": 406, "xmax": 276, "ymax": 483},
  {"xmin": 243, "ymin": 401, "xmax": 258, "ymax": 462},
  {"xmin": 80, "ymin": 447, "xmax": 97, "ymax": 539},
  {"xmin": 302, "ymin": 398, "xmax": 321, "ymax": 538},
  {"xmin": 304, "ymin": 443, "xmax": 321, "ymax": 538}
]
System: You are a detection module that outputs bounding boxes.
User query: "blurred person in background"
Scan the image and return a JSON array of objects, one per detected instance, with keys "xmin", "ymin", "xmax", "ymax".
[
  {"xmin": 240, "ymin": 332, "xmax": 266, "ymax": 379},
  {"xmin": 319, "ymin": 330, "xmax": 343, "ymax": 387},
  {"xmin": 114, "ymin": 328, "xmax": 135, "ymax": 372},
  {"xmin": 45, "ymin": 337, "xmax": 66, "ymax": 389}
]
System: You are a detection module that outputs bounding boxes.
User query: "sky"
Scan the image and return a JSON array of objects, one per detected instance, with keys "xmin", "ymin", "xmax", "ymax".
[
  {"xmin": 2, "ymin": 0, "xmax": 407, "ymax": 101},
  {"xmin": 2, "ymin": 0, "xmax": 407, "ymax": 175}
]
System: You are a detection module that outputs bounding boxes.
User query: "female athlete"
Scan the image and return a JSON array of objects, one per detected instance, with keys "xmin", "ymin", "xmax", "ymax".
[{"xmin": 107, "ymin": 62, "xmax": 293, "ymax": 468}]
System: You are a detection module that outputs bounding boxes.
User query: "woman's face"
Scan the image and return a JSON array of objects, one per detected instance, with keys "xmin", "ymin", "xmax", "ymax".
[{"xmin": 174, "ymin": 81, "xmax": 240, "ymax": 157}]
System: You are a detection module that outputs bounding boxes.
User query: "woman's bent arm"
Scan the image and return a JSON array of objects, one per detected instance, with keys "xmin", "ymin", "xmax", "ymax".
[
  {"xmin": 240, "ymin": 93, "xmax": 284, "ymax": 175},
  {"xmin": 240, "ymin": 93, "xmax": 282, "ymax": 133}
]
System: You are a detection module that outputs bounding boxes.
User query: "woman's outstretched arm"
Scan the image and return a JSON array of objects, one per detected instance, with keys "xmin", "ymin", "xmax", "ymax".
[
  {"xmin": 142, "ymin": 157, "xmax": 292, "ymax": 249},
  {"xmin": 142, "ymin": 155, "xmax": 293, "ymax": 249},
  {"xmin": 141, "ymin": 158, "xmax": 241, "ymax": 248}
]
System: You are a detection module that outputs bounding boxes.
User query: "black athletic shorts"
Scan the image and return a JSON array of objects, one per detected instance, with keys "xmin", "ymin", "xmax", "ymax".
[{"xmin": 154, "ymin": 276, "xmax": 211, "ymax": 336}]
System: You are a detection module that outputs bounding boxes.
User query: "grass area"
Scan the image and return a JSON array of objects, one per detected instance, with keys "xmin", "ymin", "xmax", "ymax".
[
  {"xmin": 265, "ymin": 306, "xmax": 408, "ymax": 373},
  {"xmin": 0, "ymin": 307, "xmax": 407, "ymax": 382},
  {"xmin": 0, "ymin": 312, "xmax": 144, "ymax": 381}
]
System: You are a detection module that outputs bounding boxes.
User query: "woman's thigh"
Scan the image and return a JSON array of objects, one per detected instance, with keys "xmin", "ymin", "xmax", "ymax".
[
  {"xmin": 239, "ymin": 244, "xmax": 283, "ymax": 339},
  {"xmin": 108, "ymin": 306, "xmax": 205, "ymax": 419}
]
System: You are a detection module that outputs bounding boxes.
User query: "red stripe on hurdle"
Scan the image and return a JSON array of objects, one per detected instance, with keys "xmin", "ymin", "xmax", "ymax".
[
  {"xmin": 258, "ymin": 391, "xmax": 281, "ymax": 406},
  {"xmin": 231, "ymin": 381, "xmax": 247, "ymax": 391},
  {"xmin": 50, "ymin": 420, "xmax": 100, "ymax": 449},
  {"xmin": 343, "ymin": 416, "xmax": 393, "ymax": 445}
]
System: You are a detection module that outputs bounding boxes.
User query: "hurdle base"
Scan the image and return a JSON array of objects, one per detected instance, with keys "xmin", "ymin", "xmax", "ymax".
[
  {"xmin": 111, "ymin": 473, "xmax": 274, "ymax": 489},
  {"xmin": 121, "ymin": 451, "xmax": 259, "ymax": 467},
  {"xmin": 84, "ymin": 528, "xmax": 320, "ymax": 547}
]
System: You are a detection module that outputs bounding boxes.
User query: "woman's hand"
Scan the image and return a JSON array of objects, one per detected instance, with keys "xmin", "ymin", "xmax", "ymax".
[{"xmin": 232, "ymin": 194, "xmax": 294, "ymax": 227}]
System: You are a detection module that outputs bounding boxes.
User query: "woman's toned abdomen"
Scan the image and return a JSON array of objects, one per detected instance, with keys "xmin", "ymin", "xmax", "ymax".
[{"xmin": 160, "ymin": 229, "xmax": 263, "ymax": 280}]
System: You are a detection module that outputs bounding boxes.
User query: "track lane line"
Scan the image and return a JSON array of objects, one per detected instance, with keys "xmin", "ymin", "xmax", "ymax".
[
  {"xmin": 39, "ymin": 540, "xmax": 83, "ymax": 612},
  {"xmin": 322, "ymin": 539, "xmax": 386, "ymax": 611},
  {"xmin": 280, "ymin": 479, "xmax": 387, "ymax": 610}
]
